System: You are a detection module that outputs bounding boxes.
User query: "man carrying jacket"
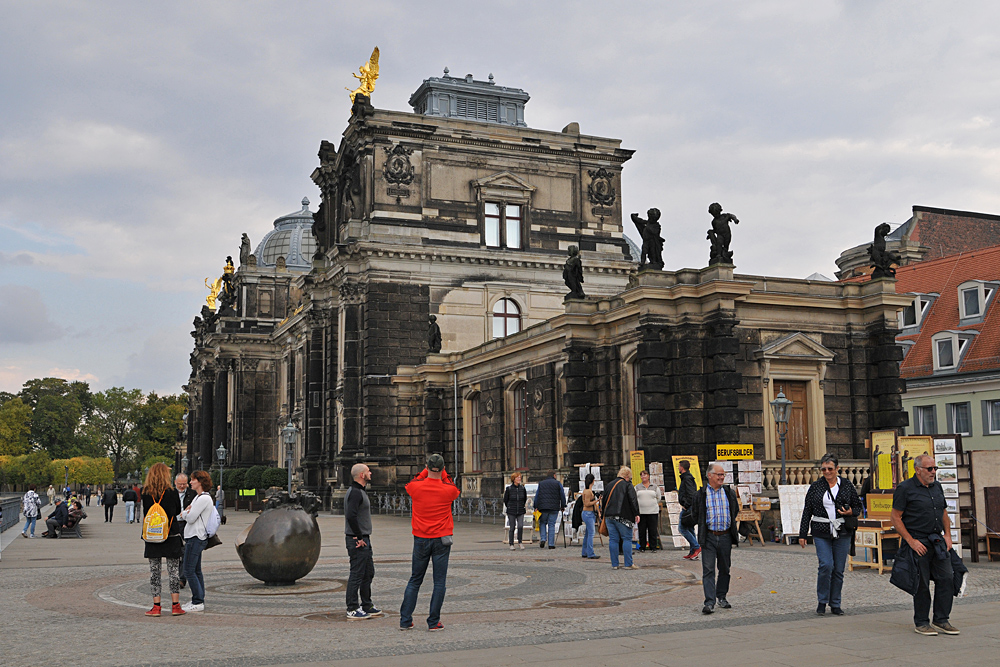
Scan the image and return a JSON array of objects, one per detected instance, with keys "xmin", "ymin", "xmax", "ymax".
[
  {"xmin": 677, "ymin": 460, "xmax": 701, "ymax": 560},
  {"xmin": 691, "ymin": 462, "xmax": 739, "ymax": 614},
  {"xmin": 534, "ymin": 471, "xmax": 566, "ymax": 549},
  {"xmin": 399, "ymin": 454, "xmax": 461, "ymax": 631}
]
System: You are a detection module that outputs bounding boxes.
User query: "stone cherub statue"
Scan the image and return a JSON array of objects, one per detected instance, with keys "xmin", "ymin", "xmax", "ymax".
[
  {"xmin": 428, "ymin": 315, "xmax": 442, "ymax": 353},
  {"xmin": 563, "ymin": 245, "xmax": 586, "ymax": 299},
  {"xmin": 707, "ymin": 202, "xmax": 739, "ymax": 265},
  {"xmin": 239, "ymin": 233, "xmax": 251, "ymax": 266},
  {"xmin": 868, "ymin": 222, "xmax": 900, "ymax": 278},
  {"xmin": 630, "ymin": 208, "xmax": 665, "ymax": 270}
]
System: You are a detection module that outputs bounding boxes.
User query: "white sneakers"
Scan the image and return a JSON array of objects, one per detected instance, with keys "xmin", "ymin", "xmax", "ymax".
[{"xmin": 181, "ymin": 602, "xmax": 205, "ymax": 612}]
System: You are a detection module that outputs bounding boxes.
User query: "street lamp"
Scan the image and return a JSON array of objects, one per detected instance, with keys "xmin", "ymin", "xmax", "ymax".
[
  {"xmin": 64, "ymin": 465, "xmax": 69, "ymax": 495},
  {"xmin": 181, "ymin": 455, "xmax": 189, "ymax": 474},
  {"xmin": 216, "ymin": 443, "xmax": 227, "ymax": 491},
  {"xmin": 281, "ymin": 420, "xmax": 299, "ymax": 495},
  {"xmin": 770, "ymin": 390, "xmax": 793, "ymax": 485}
]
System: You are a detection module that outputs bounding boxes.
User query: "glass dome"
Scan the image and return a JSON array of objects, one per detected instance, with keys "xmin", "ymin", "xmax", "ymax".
[{"xmin": 254, "ymin": 197, "xmax": 317, "ymax": 271}]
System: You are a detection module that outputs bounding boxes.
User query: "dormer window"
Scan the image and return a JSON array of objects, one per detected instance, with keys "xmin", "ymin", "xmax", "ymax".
[
  {"xmin": 932, "ymin": 330, "xmax": 979, "ymax": 372},
  {"xmin": 899, "ymin": 293, "xmax": 936, "ymax": 331},
  {"xmin": 958, "ymin": 280, "xmax": 997, "ymax": 323}
]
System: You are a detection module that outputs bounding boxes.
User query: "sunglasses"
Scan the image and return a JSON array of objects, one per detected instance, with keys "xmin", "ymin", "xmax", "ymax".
[
  {"xmin": 820, "ymin": 467, "xmax": 836, "ymax": 472},
  {"xmin": 918, "ymin": 466, "xmax": 939, "ymax": 472}
]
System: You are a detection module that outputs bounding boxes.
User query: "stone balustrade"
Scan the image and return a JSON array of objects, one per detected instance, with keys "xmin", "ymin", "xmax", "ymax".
[{"xmin": 761, "ymin": 460, "xmax": 870, "ymax": 491}]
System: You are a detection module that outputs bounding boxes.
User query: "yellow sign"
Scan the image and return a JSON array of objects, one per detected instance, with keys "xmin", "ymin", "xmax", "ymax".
[
  {"xmin": 867, "ymin": 493, "xmax": 894, "ymax": 520},
  {"xmin": 876, "ymin": 452, "xmax": 893, "ymax": 490},
  {"xmin": 716, "ymin": 444, "xmax": 754, "ymax": 460},
  {"xmin": 671, "ymin": 455, "xmax": 703, "ymax": 490},
  {"xmin": 870, "ymin": 430, "xmax": 896, "ymax": 453},
  {"xmin": 630, "ymin": 450, "xmax": 645, "ymax": 483}
]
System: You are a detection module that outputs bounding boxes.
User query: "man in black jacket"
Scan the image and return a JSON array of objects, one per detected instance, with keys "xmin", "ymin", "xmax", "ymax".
[
  {"xmin": 691, "ymin": 462, "xmax": 739, "ymax": 614},
  {"xmin": 122, "ymin": 486, "xmax": 139, "ymax": 523},
  {"xmin": 102, "ymin": 487, "xmax": 118, "ymax": 522},
  {"xmin": 42, "ymin": 498, "xmax": 68, "ymax": 538},
  {"xmin": 677, "ymin": 460, "xmax": 701, "ymax": 560},
  {"xmin": 344, "ymin": 463, "xmax": 382, "ymax": 620},
  {"xmin": 534, "ymin": 471, "xmax": 566, "ymax": 549}
]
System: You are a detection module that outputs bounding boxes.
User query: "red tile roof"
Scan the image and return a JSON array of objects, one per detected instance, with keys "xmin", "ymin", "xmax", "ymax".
[{"xmin": 893, "ymin": 245, "xmax": 1000, "ymax": 378}]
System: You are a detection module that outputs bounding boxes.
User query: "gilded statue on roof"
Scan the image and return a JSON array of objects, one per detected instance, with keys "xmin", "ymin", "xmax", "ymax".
[{"xmin": 347, "ymin": 47, "xmax": 379, "ymax": 103}]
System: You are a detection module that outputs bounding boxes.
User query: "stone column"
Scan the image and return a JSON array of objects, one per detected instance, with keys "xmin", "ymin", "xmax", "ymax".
[
  {"xmin": 705, "ymin": 312, "xmax": 742, "ymax": 446},
  {"xmin": 211, "ymin": 368, "xmax": 228, "ymax": 468},
  {"xmin": 199, "ymin": 381, "xmax": 213, "ymax": 471},
  {"xmin": 303, "ymin": 313, "xmax": 326, "ymax": 490}
]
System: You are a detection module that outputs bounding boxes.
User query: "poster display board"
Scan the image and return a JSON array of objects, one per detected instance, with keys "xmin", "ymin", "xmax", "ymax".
[
  {"xmin": 870, "ymin": 430, "xmax": 897, "ymax": 490},
  {"xmin": 630, "ymin": 450, "xmax": 646, "ymax": 483},
  {"xmin": 778, "ymin": 484, "xmax": 810, "ymax": 542},
  {"xmin": 899, "ymin": 435, "xmax": 933, "ymax": 481},
  {"xmin": 671, "ymin": 455, "xmax": 702, "ymax": 490}
]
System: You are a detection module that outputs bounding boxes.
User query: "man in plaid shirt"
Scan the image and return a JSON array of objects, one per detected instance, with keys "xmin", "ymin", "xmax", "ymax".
[{"xmin": 691, "ymin": 462, "xmax": 740, "ymax": 614}]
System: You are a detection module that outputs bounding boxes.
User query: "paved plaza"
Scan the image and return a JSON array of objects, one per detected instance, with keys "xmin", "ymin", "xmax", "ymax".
[{"xmin": 2, "ymin": 509, "xmax": 999, "ymax": 666}]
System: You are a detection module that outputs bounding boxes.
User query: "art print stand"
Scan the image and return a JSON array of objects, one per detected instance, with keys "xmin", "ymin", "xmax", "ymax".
[
  {"xmin": 712, "ymin": 446, "xmax": 765, "ymax": 545},
  {"xmin": 849, "ymin": 493, "xmax": 900, "ymax": 574}
]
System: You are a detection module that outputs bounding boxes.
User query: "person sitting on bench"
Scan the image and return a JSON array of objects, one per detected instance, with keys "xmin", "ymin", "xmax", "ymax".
[{"xmin": 42, "ymin": 498, "xmax": 68, "ymax": 538}]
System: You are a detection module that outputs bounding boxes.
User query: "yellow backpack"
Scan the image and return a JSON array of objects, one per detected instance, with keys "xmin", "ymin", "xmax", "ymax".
[{"xmin": 142, "ymin": 492, "xmax": 171, "ymax": 543}]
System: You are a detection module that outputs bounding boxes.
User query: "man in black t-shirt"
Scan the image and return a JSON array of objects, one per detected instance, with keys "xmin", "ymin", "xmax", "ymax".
[{"xmin": 891, "ymin": 454, "xmax": 956, "ymax": 636}]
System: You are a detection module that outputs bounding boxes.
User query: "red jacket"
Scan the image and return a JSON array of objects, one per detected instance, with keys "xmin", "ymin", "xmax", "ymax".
[{"xmin": 406, "ymin": 469, "xmax": 461, "ymax": 538}]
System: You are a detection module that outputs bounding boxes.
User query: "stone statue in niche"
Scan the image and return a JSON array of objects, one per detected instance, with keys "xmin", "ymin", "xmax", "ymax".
[
  {"xmin": 428, "ymin": 315, "xmax": 442, "ymax": 353},
  {"xmin": 867, "ymin": 222, "xmax": 900, "ymax": 278},
  {"xmin": 707, "ymin": 202, "xmax": 739, "ymax": 265},
  {"xmin": 630, "ymin": 208, "xmax": 665, "ymax": 270},
  {"xmin": 240, "ymin": 233, "xmax": 251, "ymax": 266},
  {"xmin": 563, "ymin": 245, "xmax": 586, "ymax": 299}
]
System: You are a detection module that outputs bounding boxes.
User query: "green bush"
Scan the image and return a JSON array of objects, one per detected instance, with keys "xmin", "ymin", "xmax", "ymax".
[
  {"xmin": 210, "ymin": 469, "xmax": 220, "ymax": 488},
  {"xmin": 222, "ymin": 468, "xmax": 239, "ymax": 489},
  {"xmin": 230, "ymin": 467, "xmax": 246, "ymax": 490},
  {"xmin": 261, "ymin": 467, "xmax": 287, "ymax": 489},
  {"xmin": 244, "ymin": 465, "xmax": 266, "ymax": 491}
]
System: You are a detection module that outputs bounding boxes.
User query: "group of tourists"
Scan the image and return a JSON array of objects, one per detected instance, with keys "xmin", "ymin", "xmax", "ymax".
[{"xmin": 20, "ymin": 484, "xmax": 87, "ymax": 539}]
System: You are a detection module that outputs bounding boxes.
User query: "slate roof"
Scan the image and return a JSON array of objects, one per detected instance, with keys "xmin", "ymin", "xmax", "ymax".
[{"xmin": 894, "ymin": 245, "xmax": 1000, "ymax": 379}]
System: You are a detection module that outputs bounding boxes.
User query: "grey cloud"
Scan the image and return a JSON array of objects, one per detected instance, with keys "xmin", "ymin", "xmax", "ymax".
[
  {"xmin": 0, "ymin": 252, "xmax": 35, "ymax": 267},
  {"xmin": 0, "ymin": 284, "xmax": 65, "ymax": 343}
]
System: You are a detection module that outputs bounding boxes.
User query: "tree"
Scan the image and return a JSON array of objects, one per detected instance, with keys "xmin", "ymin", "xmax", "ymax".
[
  {"xmin": 0, "ymin": 397, "xmax": 32, "ymax": 455},
  {"xmin": 244, "ymin": 465, "xmax": 266, "ymax": 491},
  {"xmin": 15, "ymin": 450, "xmax": 55, "ymax": 487},
  {"xmin": 261, "ymin": 467, "xmax": 287, "ymax": 489},
  {"xmin": 134, "ymin": 393, "xmax": 186, "ymax": 468},
  {"xmin": 88, "ymin": 387, "xmax": 143, "ymax": 479}
]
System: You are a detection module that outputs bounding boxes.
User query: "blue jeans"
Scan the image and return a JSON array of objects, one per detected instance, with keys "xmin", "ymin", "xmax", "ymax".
[
  {"xmin": 814, "ymin": 535, "xmax": 851, "ymax": 607},
  {"xmin": 125, "ymin": 501, "xmax": 135, "ymax": 523},
  {"xmin": 183, "ymin": 537, "xmax": 207, "ymax": 605},
  {"xmin": 539, "ymin": 511, "xmax": 558, "ymax": 545},
  {"xmin": 581, "ymin": 511, "xmax": 596, "ymax": 557},
  {"xmin": 607, "ymin": 518, "xmax": 633, "ymax": 567},
  {"xmin": 23, "ymin": 516, "xmax": 37, "ymax": 536},
  {"xmin": 678, "ymin": 509, "xmax": 699, "ymax": 552},
  {"xmin": 399, "ymin": 536, "xmax": 451, "ymax": 628}
]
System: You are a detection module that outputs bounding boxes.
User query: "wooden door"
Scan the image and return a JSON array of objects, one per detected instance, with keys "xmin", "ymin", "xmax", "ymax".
[{"xmin": 778, "ymin": 381, "xmax": 810, "ymax": 460}]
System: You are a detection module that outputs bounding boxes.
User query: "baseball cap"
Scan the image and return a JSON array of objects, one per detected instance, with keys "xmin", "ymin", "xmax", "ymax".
[{"xmin": 426, "ymin": 454, "xmax": 445, "ymax": 472}]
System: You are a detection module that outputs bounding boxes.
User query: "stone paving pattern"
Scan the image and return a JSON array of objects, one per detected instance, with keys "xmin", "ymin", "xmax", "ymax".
[{"xmin": 2, "ymin": 512, "xmax": 999, "ymax": 666}]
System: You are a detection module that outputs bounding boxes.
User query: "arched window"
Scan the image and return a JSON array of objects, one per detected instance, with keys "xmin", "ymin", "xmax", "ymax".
[
  {"xmin": 492, "ymin": 299, "xmax": 521, "ymax": 338},
  {"xmin": 512, "ymin": 384, "xmax": 527, "ymax": 469}
]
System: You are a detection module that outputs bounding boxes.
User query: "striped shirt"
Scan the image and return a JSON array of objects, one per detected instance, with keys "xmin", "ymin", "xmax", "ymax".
[{"xmin": 706, "ymin": 486, "xmax": 730, "ymax": 531}]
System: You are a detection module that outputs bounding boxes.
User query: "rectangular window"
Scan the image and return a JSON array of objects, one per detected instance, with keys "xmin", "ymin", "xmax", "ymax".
[
  {"xmin": 902, "ymin": 303, "xmax": 917, "ymax": 327},
  {"xmin": 505, "ymin": 205, "xmax": 521, "ymax": 249},
  {"xmin": 937, "ymin": 339, "xmax": 955, "ymax": 368},
  {"xmin": 914, "ymin": 405, "xmax": 937, "ymax": 435},
  {"xmin": 988, "ymin": 400, "xmax": 1000, "ymax": 435},
  {"xmin": 470, "ymin": 396, "xmax": 481, "ymax": 472},
  {"xmin": 948, "ymin": 402, "xmax": 972, "ymax": 436},
  {"xmin": 482, "ymin": 202, "xmax": 523, "ymax": 250},
  {"xmin": 963, "ymin": 287, "xmax": 980, "ymax": 317},
  {"xmin": 513, "ymin": 385, "xmax": 527, "ymax": 469},
  {"xmin": 485, "ymin": 203, "xmax": 501, "ymax": 247}
]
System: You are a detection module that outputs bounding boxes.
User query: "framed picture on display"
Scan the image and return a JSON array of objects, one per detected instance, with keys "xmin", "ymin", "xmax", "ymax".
[{"xmin": 941, "ymin": 483, "xmax": 959, "ymax": 498}]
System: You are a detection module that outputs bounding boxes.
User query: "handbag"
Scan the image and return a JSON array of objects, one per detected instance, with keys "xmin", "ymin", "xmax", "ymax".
[
  {"xmin": 827, "ymin": 485, "xmax": 858, "ymax": 532},
  {"xmin": 598, "ymin": 479, "xmax": 625, "ymax": 537},
  {"xmin": 205, "ymin": 533, "xmax": 223, "ymax": 549}
]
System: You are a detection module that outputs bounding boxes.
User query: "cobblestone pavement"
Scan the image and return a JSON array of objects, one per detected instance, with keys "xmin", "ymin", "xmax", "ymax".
[{"xmin": 2, "ymin": 512, "xmax": 999, "ymax": 666}]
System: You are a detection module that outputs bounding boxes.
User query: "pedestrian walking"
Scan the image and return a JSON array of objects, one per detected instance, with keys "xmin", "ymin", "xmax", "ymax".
[
  {"xmin": 46, "ymin": 484, "xmax": 55, "ymax": 507},
  {"xmin": 602, "ymin": 466, "xmax": 640, "ymax": 569},
  {"xmin": 84, "ymin": 484, "xmax": 92, "ymax": 506},
  {"xmin": 799, "ymin": 453, "xmax": 863, "ymax": 615},
  {"xmin": 21, "ymin": 484, "xmax": 42, "ymax": 538},
  {"xmin": 399, "ymin": 454, "xmax": 461, "ymax": 631},
  {"xmin": 97, "ymin": 485, "xmax": 103, "ymax": 506},
  {"xmin": 102, "ymin": 486, "xmax": 118, "ymax": 522},
  {"xmin": 502, "ymin": 472, "xmax": 528, "ymax": 550},
  {"xmin": 677, "ymin": 459, "xmax": 701, "ymax": 560},
  {"xmin": 178, "ymin": 470, "xmax": 214, "ymax": 612},
  {"xmin": 344, "ymin": 463, "xmax": 382, "ymax": 620},
  {"xmin": 580, "ymin": 473, "xmax": 600, "ymax": 559},
  {"xmin": 635, "ymin": 470, "xmax": 662, "ymax": 552},
  {"xmin": 534, "ymin": 470, "xmax": 566, "ymax": 549},
  {"xmin": 891, "ymin": 454, "xmax": 959, "ymax": 636},
  {"xmin": 123, "ymin": 486, "xmax": 139, "ymax": 523},
  {"xmin": 141, "ymin": 463, "xmax": 185, "ymax": 617},
  {"xmin": 692, "ymin": 462, "xmax": 739, "ymax": 614}
]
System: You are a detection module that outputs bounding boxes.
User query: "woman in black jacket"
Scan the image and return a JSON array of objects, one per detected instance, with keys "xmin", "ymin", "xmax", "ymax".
[
  {"xmin": 799, "ymin": 453, "xmax": 864, "ymax": 615},
  {"xmin": 601, "ymin": 466, "xmax": 640, "ymax": 569},
  {"xmin": 141, "ymin": 463, "xmax": 186, "ymax": 617},
  {"xmin": 503, "ymin": 472, "xmax": 528, "ymax": 550}
]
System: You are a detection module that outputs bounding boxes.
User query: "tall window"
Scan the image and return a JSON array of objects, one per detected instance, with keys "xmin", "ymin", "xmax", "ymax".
[
  {"xmin": 987, "ymin": 400, "xmax": 1000, "ymax": 435},
  {"xmin": 492, "ymin": 299, "xmax": 522, "ymax": 338},
  {"xmin": 914, "ymin": 405, "xmax": 937, "ymax": 435},
  {"xmin": 484, "ymin": 203, "xmax": 522, "ymax": 249},
  {"xmin": 513, "ymin": 384, "xmax": 527, "ymax": 469},
  {"xmin": 962, "ymin": 288, "xmax": 980, "ymax": 317},
  {"xmin": 470, "ymin": 396, "xmax": 481, "ymax": 472},
  {"xmin": 947, "ymin": 402, "xmax": 971, "ymax": 436}
]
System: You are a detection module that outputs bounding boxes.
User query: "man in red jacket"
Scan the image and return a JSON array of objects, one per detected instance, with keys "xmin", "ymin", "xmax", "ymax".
[{"xmin": 399, "ymin": 454, "xmax": 461, "ymax": 631}]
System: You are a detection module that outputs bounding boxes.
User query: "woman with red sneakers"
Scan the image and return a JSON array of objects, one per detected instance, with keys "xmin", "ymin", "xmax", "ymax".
[{"xmin": 141, "ymin": 463, "xmax": 185, "ymax": 617}]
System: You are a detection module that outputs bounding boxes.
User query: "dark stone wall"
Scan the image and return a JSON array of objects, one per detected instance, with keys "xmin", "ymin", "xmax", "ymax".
[
  {"xmin": 477, "ymin": 377, "xmax": 506, "ymax": 479},
  {"xmin": 865, "ymin": 321, "xmax": 909, "ymax": 434},
  {"xmin": 526, "ymin": 363, "xmax": 558, "ymax": 472},
  {"xmin": 561, "ymin": 343, "xmax": 623, "ymax": 490}
]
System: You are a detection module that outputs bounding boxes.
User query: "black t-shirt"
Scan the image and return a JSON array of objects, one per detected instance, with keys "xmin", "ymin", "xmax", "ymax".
[{"xmin": 892, "ymin": 476, "xmax": 946, "ymax": 541}]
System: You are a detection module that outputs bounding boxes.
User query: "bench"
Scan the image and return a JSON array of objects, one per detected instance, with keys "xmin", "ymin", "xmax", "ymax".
[{"xmin": 58, "ymin": 513, "xmax": 86, "ymax": 538}]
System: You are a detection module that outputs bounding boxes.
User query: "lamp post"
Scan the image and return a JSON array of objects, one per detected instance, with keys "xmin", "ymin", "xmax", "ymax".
[
  {"xmin": 64, "ymin": 465, "xmax": 69, "ymax": 495},
  {"xmin": 181, "ymin": 455, "xmax": 189, "ymax": 475},
  {"xmin": 770, "ymin": 390, "xmax": 793, "ymax": 485},
  {"xmin": 216, "ymin": 443, "xmax": 227, "ymax": 490},
  {"xmin": 281, "ymin": 420, "xmax": 299, "ymax": 495}
]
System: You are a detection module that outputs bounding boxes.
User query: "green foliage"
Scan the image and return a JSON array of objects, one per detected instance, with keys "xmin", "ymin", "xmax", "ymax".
[
  {"xmin": 230, "ymin": 467, "xmax": 247, "ymax": 490},
  {"xmin": 261, "ymin": 467, "xmax": 288, "ymax": 489},
  {"xmin": 1, "ymin": 450, "xmax": 55, "ymax": 487},
  {"xmin": 0, "ymin": 397, "xmax": 32, "ymax": 455},
  {"xmin": 244, "ymin": 465, "xmax": 266, "ymax": 490},
  {"xmin": 50, "ymin": 456, "xmax": 114, "ymax": 485},
  {"xmin": 88, "ymin": 387, "xmax": 143, "ymax": 478},
  {"xmin": 210, "ymin": 469, "xmax": 220, "ymax": 488},
  {"xmin": 141, "ymin": 456, "xmax": 174, "ymax": 473}
]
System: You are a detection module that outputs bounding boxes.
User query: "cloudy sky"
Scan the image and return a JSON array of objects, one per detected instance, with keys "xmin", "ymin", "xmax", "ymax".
[{"xmin": 2, "ymin": 1, "xmax": 999, "ymax": 396}]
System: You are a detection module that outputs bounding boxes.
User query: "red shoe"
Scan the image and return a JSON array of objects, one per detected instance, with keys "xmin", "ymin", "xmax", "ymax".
[
  {"xmin": 682, "ymin": 552, "xmax": 693, "ymax": 560},
  {"xmin": 171, "ymin": 603, "xmax": 186, "ymax": 616},
  {"xmin": 145, "ymin": 604, "xmax": 161, "ymax": 617},
  {"xmin": 691, "ymin": 547, "xmax": 702, "ymax": 560}
]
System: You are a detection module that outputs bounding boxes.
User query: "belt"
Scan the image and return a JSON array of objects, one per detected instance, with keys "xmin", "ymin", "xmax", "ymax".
[{"xmin": 711, "ymin": 529, "xmax": 729, "ymax": 535}]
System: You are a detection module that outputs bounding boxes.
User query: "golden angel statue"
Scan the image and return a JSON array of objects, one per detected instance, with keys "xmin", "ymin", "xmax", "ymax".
[
  {"xmin": 204, "ymin": 276, "xmax": 223, "ymax": 310},
  {"xmin": 347, "ymin": 47, "xmax": 379, "ymax": 103}
]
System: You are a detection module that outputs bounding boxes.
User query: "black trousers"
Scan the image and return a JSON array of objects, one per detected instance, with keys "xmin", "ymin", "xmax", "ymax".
[
  {"xmin": 702, "ymin": 532, "xmax": 733, "ymax": 606},
  {"xmin": 104, "ymin": 505, "xmax": 114, "ymax": 522},
  {"xmin": 914, "ymin": 546, "xmax": 954, "ymax": 626},
  {"xmin": 638, "ymin": 514, "xmax": 659, "ymax": 550},
  {"xmin": 346, "ymin": 535, "xmax": 375, "ymax": 611}
]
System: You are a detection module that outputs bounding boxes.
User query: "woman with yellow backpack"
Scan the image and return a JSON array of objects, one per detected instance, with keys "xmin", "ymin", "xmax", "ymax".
[{"xmin": 141, "ymin": 463, "xmax": 185, "ymax": 617}]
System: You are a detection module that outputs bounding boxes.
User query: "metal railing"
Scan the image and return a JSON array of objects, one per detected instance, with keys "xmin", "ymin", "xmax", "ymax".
[
  {"xmin": 1, "ymin": 495, "xmax": 22, "ymax": 533},
  {"xmin": 374, "ymin": 493, "xmax": 505, "ymax": 524}
]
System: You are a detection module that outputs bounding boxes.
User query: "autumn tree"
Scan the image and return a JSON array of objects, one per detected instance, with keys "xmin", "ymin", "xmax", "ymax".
[
  {"xmin": 88, "ymin": 387, "xmax": 143, "ymax": 478},
  {"xmin": 0, "ymin": 396, "xmax": 32, "ymax": 455}
]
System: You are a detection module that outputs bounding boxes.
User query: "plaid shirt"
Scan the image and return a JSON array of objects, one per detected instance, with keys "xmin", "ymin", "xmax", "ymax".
[{"xmin": 705, "ymin": 485, "xmax": 730, "ymax": 531}]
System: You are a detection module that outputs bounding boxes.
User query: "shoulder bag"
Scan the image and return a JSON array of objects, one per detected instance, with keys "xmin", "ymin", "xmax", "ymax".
[
  {"xmin": 598, "ymin": 479, "xmax": 624, "ymax": 537},
  {"xmin": 826, "ymin": 484, "xmax": 859, "ymax": 532}
]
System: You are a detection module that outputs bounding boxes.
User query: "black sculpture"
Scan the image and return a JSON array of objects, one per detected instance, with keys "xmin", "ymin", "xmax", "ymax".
[
  {"xmin": 563, "ymin": 245, "xmax": 586, "ymax": 299},
  {"xmin": 707, "ymin": 203, "xmax": 739, "ymax": 265},
  {"xmin": 217, "ymin": 257, "xmax": 238, "ymax": 316},
  {"xmin": 235, "ymin": 490, "xmax": 322, "ymax": 586},
  {"xmin": 868, "ymin": 223, "xmax": 900, "ymax": 278},
  {"xmin": 630, "ymin": 208, "xmax": 665, "ymax": 270},
  {"xmin": 239, "ymin": 234, "xmax": 251, "ymax": 266},
  {"xmin": 428, "ymin": 315, "xmax": 442, "ymax": 353}
]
